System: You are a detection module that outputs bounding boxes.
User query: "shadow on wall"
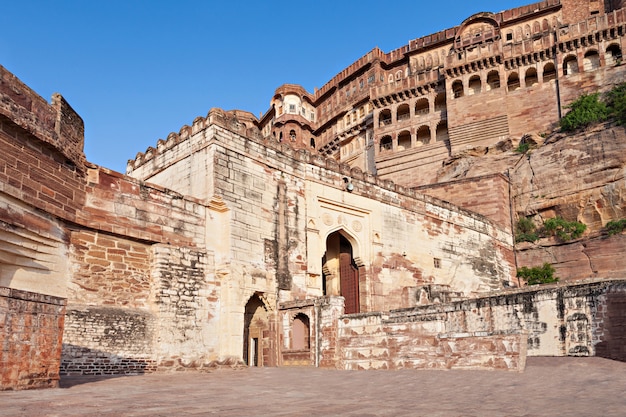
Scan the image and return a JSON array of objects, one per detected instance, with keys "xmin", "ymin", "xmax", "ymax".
[
  {"xmin": 594, "ymin": 291, "xmax": 626, "ymax": 362},
  {"xmin": 60, "ymin": 344, "xmax": 157, "ymax": 378}
]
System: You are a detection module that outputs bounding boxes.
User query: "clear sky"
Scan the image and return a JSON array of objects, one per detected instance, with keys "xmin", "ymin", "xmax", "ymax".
[{"xmin": 1, "ymin": 0, "xmax": 530, "ymax": 173}]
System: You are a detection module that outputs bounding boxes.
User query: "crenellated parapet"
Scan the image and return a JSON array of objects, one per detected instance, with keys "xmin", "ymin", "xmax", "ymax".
[
  {"xmin": 127, "ymin": 107, "xmax": 261, "ymax": 174},
  {"xmin": 0, "ymin": 65, "xmax": 86, "ymax": 171}
]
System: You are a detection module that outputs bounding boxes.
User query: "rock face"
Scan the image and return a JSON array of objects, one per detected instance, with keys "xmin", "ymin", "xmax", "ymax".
[{"xmin": 432, "ymin": 123, "xmax": 626, "ymax": 283}]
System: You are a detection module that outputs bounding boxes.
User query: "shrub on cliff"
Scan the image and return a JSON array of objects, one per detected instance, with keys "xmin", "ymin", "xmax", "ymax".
[
  {"xmin": 605, "ymin": 218, "xmax": 626, "ymax": 236},
  {"xmin": 607, "ymin": 82, "xmax": 626, "ymax": 126},
  {"xmin": 515, "ymin": 217, "xmax": 539, "ymax": 243},
  {"xmin": 560, "ymin": 93, "xmax": 608, "ymax": 132},
  {"xmin": 517, "ymin": 263, "xmax": 559, "ymax": 285},
  {"xmin": 543, "ymin": 217, "xmax": 586, "ymax": 241}
]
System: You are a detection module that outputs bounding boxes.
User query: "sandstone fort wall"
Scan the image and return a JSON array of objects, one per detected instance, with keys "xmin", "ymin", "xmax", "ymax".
[{"xmin": 0, "ymin": 288, "xmax": 66, "ymax": 390}]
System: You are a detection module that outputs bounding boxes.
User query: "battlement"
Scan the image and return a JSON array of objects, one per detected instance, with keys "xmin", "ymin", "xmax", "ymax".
[
  {"xmin": 0, "ymin": 65, "xmax": 86, "ymax": 171},
  {"xmin": 127, "ymin": 107, "xmax": 260, "ymax": 174},
  {"xmin": 127, "ymin": 104, "xmax": 510, "ymax": 245}
]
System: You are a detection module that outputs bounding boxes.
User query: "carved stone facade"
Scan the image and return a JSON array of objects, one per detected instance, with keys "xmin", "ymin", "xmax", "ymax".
[{"xmin": 2, "ymin": 0, "xmax": 626, "ymax": 390}]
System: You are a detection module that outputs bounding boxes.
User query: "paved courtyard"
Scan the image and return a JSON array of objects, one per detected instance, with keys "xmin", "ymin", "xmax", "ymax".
[{"xmin": 1, "ymin": 357, "xmax": 625, "ymax": 416}]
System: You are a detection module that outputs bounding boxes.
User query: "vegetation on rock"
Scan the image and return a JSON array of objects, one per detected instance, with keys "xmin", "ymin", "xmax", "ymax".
[
  {"xmin": 517, "ymin": 263, "xmax": 559, "ymax": 285},
  {"xmin": 543, "ymin": 217, "xmax": 586, "ymax": 241},
  {"xmin": 607, "ymin": 82, "xmax": 626, "ymax": 126},
  {"xmin": 515, "ymin": 217, "xmax": 539, "ymax": 242},
  {"xmin": 560, "ymin": 93, "xmax": 608, "ymax": 132},
  {"xmin": 605, "ymin": 218, "xmax": 626, "ymax": 236},
  {"xmin": 560, "ymin": 83, "xmax": 626, "ymax": 131},
  {"xmin": 515, "ymin": 216, "xmax": 586, "ymax": 243}
]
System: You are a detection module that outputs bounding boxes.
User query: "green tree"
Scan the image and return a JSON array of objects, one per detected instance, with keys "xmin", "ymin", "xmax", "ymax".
[
  {"xmin": 560, "ymin": 93, "xmax": 608, "ymax": 132},
  {"xmin": 517, "ymin": 263, "xmax": 559, "ymax": 285},
  {"xmin": 543, "ymin": 217, "xmax": 586, "ymax": 241},
  {"xmin": 515, "ymin": 217, "xmax": 538, "ymax": 243}
]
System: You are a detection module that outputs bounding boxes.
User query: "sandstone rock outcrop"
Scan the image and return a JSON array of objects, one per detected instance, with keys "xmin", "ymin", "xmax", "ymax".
[{"xmin": 432, "ymin": 123, "xmax": 626, "ymax": 283}]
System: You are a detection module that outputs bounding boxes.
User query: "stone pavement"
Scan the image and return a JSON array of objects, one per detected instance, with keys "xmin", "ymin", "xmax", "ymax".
[{"xmin": 1, "ymin": 357, "xmax": 625, "ymax": 416}]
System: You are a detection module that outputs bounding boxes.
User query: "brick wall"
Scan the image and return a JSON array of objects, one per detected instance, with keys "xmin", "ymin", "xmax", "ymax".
[
  {"xmin": 61, "ymin": 306, "xmax": 157, "ymax": 375},
  {"xmin": 69, "ymin": 230, "xmax": 151, "ymax": 307},
  {"xmin": 0, "ymin": 287, "xmax": 66, "ymax": 390},
  {"xmin": 416, "ymin": 173, "xmax": 513, "ymax": 232}
]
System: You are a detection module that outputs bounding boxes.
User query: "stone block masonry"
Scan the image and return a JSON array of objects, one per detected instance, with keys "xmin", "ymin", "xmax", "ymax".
[
  {"xmin": 61, "ymin": 306, "xmax": 157, "ymax": 376},
  {"xmin": 0, "ymin": 287, "xmax": 66, "ymax": 390}
]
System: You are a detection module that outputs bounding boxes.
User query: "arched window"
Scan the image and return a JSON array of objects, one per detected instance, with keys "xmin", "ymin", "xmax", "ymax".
[
  {"xmin": 507, "ymin": 73, "xmax": 520, "ymax": 91},
  {"xmin": 397, "ymin": 104, "xmax": 410, "ymax": 121},
  {"xmin": 543, "ymin": 63, "xmax": 557, "ymax": 82},
  {"xmin": 415, "ymin": 98, "xmax": 429, "ymax": 116},
  {"xmin": 310, "ymin": 138, "xmax": 316, "ymax": 148},
  {"xmin": 434, "ymin": 93, "xmax": 446, "ymax": 111},
  {"xmin": 563, "ymin": 55, "xmax": 578, "ymax": 75},
  {"xmin": 525, "ymin": 68, "xmax": 538, "ymax": 87},
  {"xmin": 379, "ymin": 109, "xmax": 392, "ymax": 127},
  {"xmin": 533, "ymin": 21, "xmax": 541, "ymax": 34},
  {"xmin": 452, "ymin": 80, "xmax": 464, "ymax": 98},
  {"xmin": 380, "ymin": 135, "xmax": 393, "ymax": 151},
  {"xmin": 606, "ymin": 44, "xmax": 623, "ymax": 66},
  {"xmin": 468, "ymin": 75, "xmax": 481, "ymax": 95},
  {"xmin": 436, "ymin": 121, "xmax": 448, "ymax": 142},
  {"xmin": 416, "ymin": 125, "xmax": 430, "ymax": 145},
  {"xmin": 486, "ymin": 70, "xmax": 500, "ymax": 90},
  {"xmin": 289, "ymin": 130, "xmax": 296, "ymax": 141},
  {"xmin": 583, "ymin": 50, "xmax": 600, "ymax": 71},
  {"xmin": 291, "ymin": 314, "xmax": 310, "ymax": 350},
  {"xmin": 397, "ymin": 130, "xmax": 411, "ymax": 150},
  {"xmin": 279, "ymin": 131, "xmax": 283, "ymax": 142}
]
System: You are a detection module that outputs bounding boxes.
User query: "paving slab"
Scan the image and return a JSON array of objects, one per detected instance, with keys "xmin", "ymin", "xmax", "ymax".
[{"xmin": 1, "ymin": 357, "xmax": 625, "ymax": 416}]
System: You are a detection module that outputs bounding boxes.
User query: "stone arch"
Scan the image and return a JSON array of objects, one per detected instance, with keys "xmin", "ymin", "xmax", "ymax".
[
  {"xmin": 243, "ymin": 293, "xmax": 271, "ymax": 367},
  {"xmin": 434, "ymin": 92, "xmax": 446, "ymax": 111},
  {"xmin": 583, "ymin": 50, "xmax": 600, "ymax": 72},
  {"xmin": 543, "ymin": 62, "xmax": 557, "ymax": 82},
  {"xmin": 416, "ymin": 125, "xmax": 430, "ymax": 145},
  {"xmin": 291, "ymin": 313, "xmax": 310, "ymax": 350},
  {"xmin": 563, "ymin": 54, "xmax": 578, "ymax": 75},
  {"xmin": 379, "ymin": 135, "xmax": 393, "ymax": 152},
  {"xmin": 452, "ymin": 80, "xmax": 464, "ymax": 98},
  {"xmin": 468, "ymin": 75, "xmax": 482, "ymax": 95},
  {"xmin": 415, "ymin": 97, "xmax": 429, "ymax": 115},
  {"xmin": 507, "ymin": 72, "xmax": 520, "ymax": 91},
  {"xmin": 397, "ymin": 130, "xmax": 411, "ymax": 150},
  {"xmin": 525, "ymin": 67, "xmax": 538, "ymax": 87},
  {"xmin": 606, "ymin": 43, "xmax": 623, "ymax": 66},
  {"xmin": 379, "ymin": 109, "xmax": 392, "ymax": 127},
  {"xmin": 322, "ymin": 229, "xmax": 362, "ymax": 314},
  {"xmin": 397, "ymin": 104, "xmax": 410, "ymax": 121},
  {"xmin": 436, "ymin": 120, "xmax": 449, "ymax": 142},
  {"xmin": 486, "ymin": 70, "xmax": 500, "ymax": 90}
]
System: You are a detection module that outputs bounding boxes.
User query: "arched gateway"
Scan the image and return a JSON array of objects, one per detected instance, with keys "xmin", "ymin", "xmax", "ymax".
[{"xmin": 323, "ymin": 231, "xmax": 361, "ymax": 314}]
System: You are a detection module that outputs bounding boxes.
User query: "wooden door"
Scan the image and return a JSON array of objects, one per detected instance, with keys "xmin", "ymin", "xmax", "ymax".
[{"xmin": 340, "ymin": 253, "xmax": 359, "ymax": 314}]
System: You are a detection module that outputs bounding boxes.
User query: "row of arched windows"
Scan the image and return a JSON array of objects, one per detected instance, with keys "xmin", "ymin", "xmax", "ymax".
[
  {"xmin": 377, "ymin": 93, "xmax": 447, "ymax": 128},
  {"xmin": 452, "ymin": 44, "xmax": 623, "ymax": 97},
  {"xmin": 379, "ymin": 121, "xmax": 449, "ymax": 152}
]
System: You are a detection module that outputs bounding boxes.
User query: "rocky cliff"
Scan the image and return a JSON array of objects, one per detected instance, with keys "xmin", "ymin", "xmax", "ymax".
[{"xmin": 433, "ymin": 123, "xmax": 626, "ymax": 283}]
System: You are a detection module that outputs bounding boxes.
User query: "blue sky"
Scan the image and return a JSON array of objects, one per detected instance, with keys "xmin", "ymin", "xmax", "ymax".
[{"xmin": 1, "ymin": 0, "xmax": 529, "ymax": 173}]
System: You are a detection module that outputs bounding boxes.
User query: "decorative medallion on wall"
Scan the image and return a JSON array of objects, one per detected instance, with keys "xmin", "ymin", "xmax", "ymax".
[
  {"xmin": 322, "ymin": 213, "xmax": 333, "ymax": 226},
  {"xmin": 352, "ymin": 220, "xmax": 362, "ymax": 232}
]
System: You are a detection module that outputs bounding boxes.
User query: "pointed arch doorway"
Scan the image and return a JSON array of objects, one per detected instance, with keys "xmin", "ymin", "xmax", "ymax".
[
  {"xmin": 243, "ymin": 294, "xmax": 268, "ymax": 366},
  {"xmin": 323, "ymin": 231, "xmax": 360, "ymax": 314}
]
